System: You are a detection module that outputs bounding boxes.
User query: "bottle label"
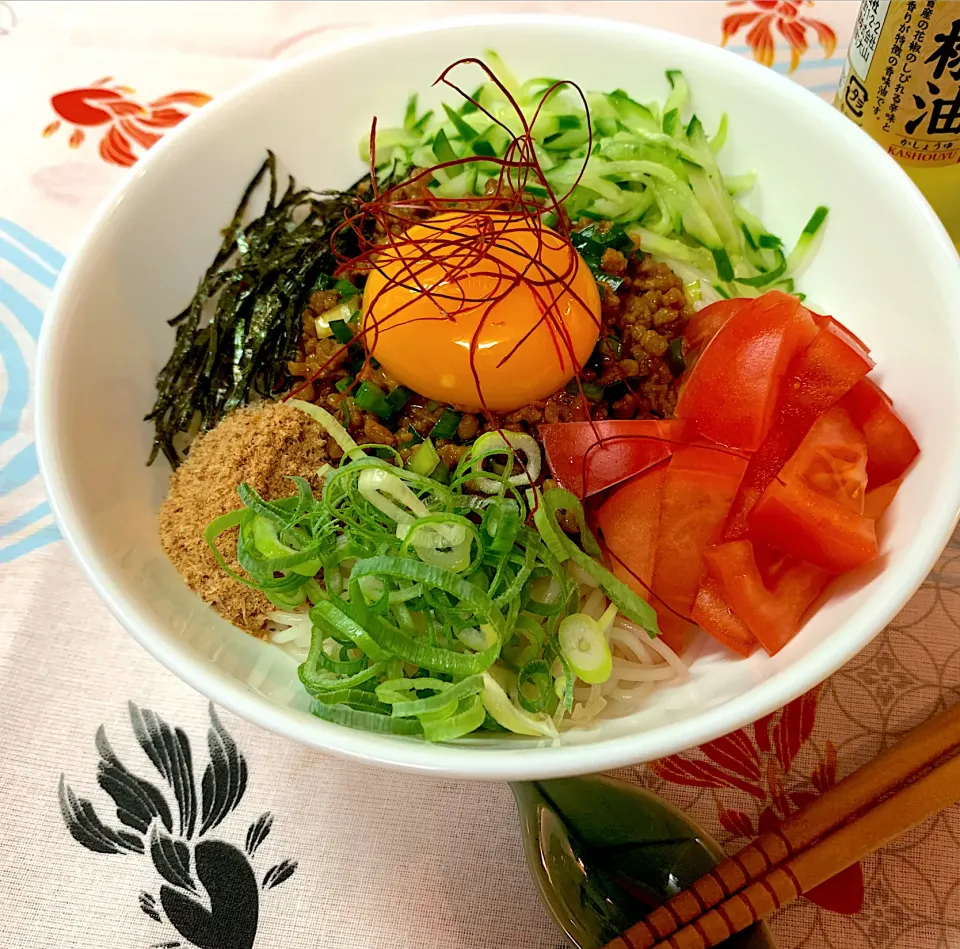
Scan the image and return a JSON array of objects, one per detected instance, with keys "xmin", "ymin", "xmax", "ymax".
[{"xmin": 836, "ymin": 1, "xmax": 960, "ymax": 166}]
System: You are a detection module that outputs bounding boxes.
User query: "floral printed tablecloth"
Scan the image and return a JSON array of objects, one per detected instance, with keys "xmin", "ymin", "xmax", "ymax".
[{"xmin": 3, "ymin": 3, "xmax": 958, "ymax": 948}]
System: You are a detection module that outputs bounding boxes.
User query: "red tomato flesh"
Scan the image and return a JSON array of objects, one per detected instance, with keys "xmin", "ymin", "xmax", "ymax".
[
  {"xmin": 839, "ymin": 378, "xmax": 919, "ymax": 487},
  {"xmin": 725, "ymin": 318, "xmax": 875, "ymax": 538},
  {"xmin": 596, "ymin": 463, "xmax": 665, "ymax": 602},
  {"xmin": 864, "ymin": 477, "xmax": 903, "ymax": 521},
  {"xmin": 649, "ymin": 445, "xmax": 747, "ymax": 622},
  {"xmin": 703, "ymin": 541, "xmax": 831, "ymax": 655},
  {"xmin": 684, "ymin": 297, "xmax": 751, "ymax": 352},
  {"xmin": 748, "ymin": 407, "xmax": 877, "ymax": 572},
  {"xmin": 655, "ymin": 612, "xmax": 695, "ymax": 656},
  {"xmin": 539, "ymin": 419, "xmax": 690, "ymax": 498},
  {"xmin": 691, "ymin": 577, "xmax": 757, "ymax": 657},
  {"xmin": 812, "ymin": 313, "xmax": 872, "ymax": 361},
  {"xmin": 676, "ymin": 291, "xmax": 817, "ymax": 451}
]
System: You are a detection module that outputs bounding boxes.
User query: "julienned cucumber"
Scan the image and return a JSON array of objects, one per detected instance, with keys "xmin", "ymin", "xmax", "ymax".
[{"xmin": 365, "ymin": 54, "xmax": 828, "ymax": 302}]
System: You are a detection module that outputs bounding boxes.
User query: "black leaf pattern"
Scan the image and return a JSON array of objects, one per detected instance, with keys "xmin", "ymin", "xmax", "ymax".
[
  {"xmin": 199, "ymin": 705, "xmax": 248, "ymax": 836},
  {"xmin": 261, "ymin": 859, "xmax": 297, "ymax": 890},
  {"xmin": 129, "ymin": 702, "xmax": 198, "ymax": 839},
  {"xmin": 160, "ymin": 840, "xmax": 259, "ymax": 949},
  {"xmin": 140, "ymin": 891, "xmax": 163, "ymax": 923},
  {"xmin": 58, "ymin": 775, "xmax": 144, "ymax": 854},
  {"xmin": 61, "ymin": 702, "xmax": 298, "ymax": 949},
  {"xmin": 244, "ymin": 813, "xmax": 273, "ymax": 856},
  {"xmin": 95, "ymin": 727, "xmax": 173, "ymax": 835},
  {"xmin": 149, "ymin": 823, "xmax": 197, "ymax": 893}
]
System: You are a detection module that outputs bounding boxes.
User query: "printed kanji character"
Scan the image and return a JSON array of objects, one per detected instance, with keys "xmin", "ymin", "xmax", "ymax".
[
  {"xmin": 906, "ymin": 79, "xmax": 960, "ymax": 135},
  {"xmin": 929, "ymin": 88, "xmax": 960, "ymax": 134},
  {"xmin": 925, "ymin": 17, "xmax": 960, "ymax": 81}
]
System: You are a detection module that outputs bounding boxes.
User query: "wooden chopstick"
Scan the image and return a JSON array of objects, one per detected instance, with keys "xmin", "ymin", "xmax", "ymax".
[
  {"xmin": 608, "ymin": 745, "xmax": 960, "ymax": 949},
  {"xmin": 604, "ymin": 699, "xmax": 960, "ymax": 949}
]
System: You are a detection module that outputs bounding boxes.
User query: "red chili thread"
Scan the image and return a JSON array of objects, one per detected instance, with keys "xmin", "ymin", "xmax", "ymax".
[{"xmin": 287, "ymin": 57, "xmax": 601, "ymax": 427}]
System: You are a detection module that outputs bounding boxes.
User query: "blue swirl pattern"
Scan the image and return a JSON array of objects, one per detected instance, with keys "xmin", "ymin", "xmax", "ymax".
[{"xmin": 0, "ymin": 219, "xmax": 64, "ymax": 562}]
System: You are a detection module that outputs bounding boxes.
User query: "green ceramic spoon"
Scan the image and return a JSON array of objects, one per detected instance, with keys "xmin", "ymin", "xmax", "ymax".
[{"xmin": 512, "ymin": 775, "xmax": 775, "ymax": 949}]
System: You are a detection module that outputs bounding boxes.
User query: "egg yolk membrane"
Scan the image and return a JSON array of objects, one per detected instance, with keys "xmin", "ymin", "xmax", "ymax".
[{"xmin": 361, "ymin": 212, "xmax": 602, "ymax": 412}]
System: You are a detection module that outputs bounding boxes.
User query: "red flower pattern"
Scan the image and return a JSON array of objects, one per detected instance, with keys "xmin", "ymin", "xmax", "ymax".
[
  {"xmin": 42, "ymin": 77, "xmax": 210, "ymax": 167},
  {"xmin": 651, "ymin": 685, "xmax": 865, "ymax": 915},
  {"xmin": 722, "ymin": 1, "xmax": 838, "ymax": 72}
]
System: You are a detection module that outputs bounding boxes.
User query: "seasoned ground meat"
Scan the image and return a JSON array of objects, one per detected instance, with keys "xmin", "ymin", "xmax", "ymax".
[{"xmin": 288, "ymin": 229, "xmax": 693, "ymax": 460}]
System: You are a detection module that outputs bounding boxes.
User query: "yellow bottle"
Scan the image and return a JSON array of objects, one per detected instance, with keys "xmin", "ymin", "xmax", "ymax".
[{"xmin": 836, "ymin": 1, "xmax": 960, "ymax": 250}]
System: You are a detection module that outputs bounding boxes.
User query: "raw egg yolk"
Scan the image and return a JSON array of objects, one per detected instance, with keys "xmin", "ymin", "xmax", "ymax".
[{"xmin": 361, "ymin": 212, "xmax": 601, "ymax": 412}]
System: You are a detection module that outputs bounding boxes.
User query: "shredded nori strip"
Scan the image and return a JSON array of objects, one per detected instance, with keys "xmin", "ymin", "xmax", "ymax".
[{"xmin": 146, "ymin": 152, "xmax": 400, "ymax": 467}]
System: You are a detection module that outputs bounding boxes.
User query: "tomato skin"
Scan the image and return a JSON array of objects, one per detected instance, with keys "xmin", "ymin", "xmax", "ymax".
[
  {"xmin": 839, "ymin": 378, "xmax": 919, "ymax": 487},
  {"xmin": 812, "ymin": 313, "xmax": 872, "ymax": 361},
  {"xmin": 703, "ymin": 541, "xmax": 831, "ymax": 655},
  {"xmin": 596, "ymin": 463, "xmax": 666, "ymax": 602},
  {"xmin": 684, "ymin": 297, "xmax": 751, "ymax": 352},
  {"xmin": 725, "ymin": 318, "xmax": 874, "ymax": 538},
  {"xmin": 540, "ymin": 419, "xmax": 691, "ymax": 498},
  {"xmin": 676, "ymin": 291, "xmax": 817, "ymax": 451},
  {"xmin": 650, "ymin": 446, "xmax": 747, "ymax": 621},
  {"xmin": 691, "ymin": 577, "xmax": 757, "ymax": 657},
  {"xmin": 747, "ymin": 407, "xmax": 876, "ymax": 572}
]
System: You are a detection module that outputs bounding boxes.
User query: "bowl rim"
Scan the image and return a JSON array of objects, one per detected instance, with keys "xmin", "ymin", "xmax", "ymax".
[{"xmin": 35, "ymin": 12, "xmax": 960, "ymax": 781}]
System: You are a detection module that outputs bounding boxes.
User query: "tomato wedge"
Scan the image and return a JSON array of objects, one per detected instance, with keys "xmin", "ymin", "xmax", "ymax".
[
  {"xmin": 812, "ymin": 313, "xmax": 871, "ymax": 361},
  {"xmin": 649, "ymin": 445, "xmax": 747, "ymax": 622},
  {"xmin": 539, "ymin": 419, "xmax": 691, "ymax": 498},
  {"xmin": 691, "ymin": 577, "xmax": 757, "ymax": 658},
  {"xmin": 864, "ymin": 477, "xmax": 903, "ymax": 521},
  {"xmin": 655, "ymin": 613, "xmax": 695, "ymax": 655},
  {"xmin": 748, "ymin": 407, "xmax": 876, "ymax": 572},
  {"xmin": 684, "ymin": 297, "xmax": 751, "ymax": 352},
  {"xmin": 596, "ymin": 464, "xmax": 690, "ymax": 653},
  {"xmin": 676, "ymin": 291, "xmax": 818, "ymax": 451},
  {"xmin": 596, "ymin": 463, "xmax": 665, "ymax": 603},
  {"xmin": 839, "ymin": 378, "xmax": 919, "ymax": 487},
  {"xmin": 702, "ymin": 541, "xmax": 830, "ymax": 655},
  {"xmin": 725, "ymin": 317, "xmax": 875, "ymax": 538}
]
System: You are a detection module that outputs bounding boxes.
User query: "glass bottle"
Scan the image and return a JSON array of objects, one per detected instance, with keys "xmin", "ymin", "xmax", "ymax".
[{"xmin": 836, "ymin": 1, "xmax": 960, "ymax": 250}]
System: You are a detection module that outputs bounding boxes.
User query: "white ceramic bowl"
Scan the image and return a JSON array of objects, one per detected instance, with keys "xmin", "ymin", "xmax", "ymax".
[{"xmin": 36, "ymin": 15, "xmax": 960, "ymax": 780}]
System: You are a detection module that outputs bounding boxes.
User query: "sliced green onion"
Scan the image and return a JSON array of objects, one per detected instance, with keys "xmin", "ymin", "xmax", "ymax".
[
  {"xmin": 480, "ymin": 671, "xmax": 558, "ymax": 738},
  {"xmin": 538, "ymin": 487, "xmax": 661, "ymax": 636},
  {"xmin": 455, "ymin": 624, "xmax": 498, "ymax": 652},
  {"xmin": 330, "ymin": 319, "xmax": 354, "ymax": 344},
  {"xmin": 421, "ymin": 694, "xmax": 486, "ymax": 741},
  {"xmin": 386, "ymin": 386, "xmax": 410, "ymax": 413},
  {"xmin": 559, "ymin": 613, "xmax": 611, "ymax": 684},
  {"xmin": 351, "ymin": 557, "xmax": 504, "ymax": 633},
  {"xmin": 310, "ymin": 599, "xmax": 390, "ymax": 662},
  {"xmin": 664, "ymin": 337, "xmax": 686, "ymax": 376},
  {"xmin": 289, "ymin": 399, "xmax": 361, "ymax": 458},
  {"xmin": 335, "ymin": 376, "xmax": 354, "ymax": 394},
  {"xmin": 502, "ymin": 614, "xmax": 545, "ymax": 670},
  {"xmin": 429, "ymin": 408, "xmax": 462, "ymax": 440},
  {"xmin": 354, "ymin": 381, "xmax": 393, "ymax": 419},
  {"xmin": 407, "ymin": 438, "xmax": 440, "ymax": 477},
  {"xmin": 468, "ymin": 431, "xmax": 542, "ymax": 494},
  {"xmin": 309, "ymin": 699, "xmax": 423, "ymax": 735},
  {"xmin": 387, "ymin": 675, "xmax": 483, "ymax": 718},
  {"xmin": 517, "ymin": 660, "xmax": 552, "ymax": 713}
]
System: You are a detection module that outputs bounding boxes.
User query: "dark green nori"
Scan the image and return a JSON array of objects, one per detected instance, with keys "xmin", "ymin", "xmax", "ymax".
[{"xmin": 145, "ymin": 152, "xmax": 403, "ymax": 467}]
